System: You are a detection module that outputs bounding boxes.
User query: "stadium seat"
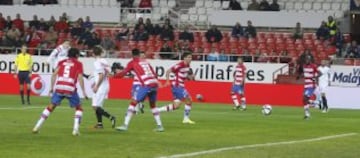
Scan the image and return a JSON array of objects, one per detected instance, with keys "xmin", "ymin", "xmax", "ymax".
[
  {"xmin": 302, "ymin": 2, "xmax": 312, "ymax": 10},
  {"xmin": 312, "ymin": 2, "xmax": 322, "ymax": 10},
  {"xmin": 160, "ymin": 7, "xmax": 169, "ymax": 14},
  {"xmin": 188, "ymin": 7, "xmax": 197, "ymax": 14},
  {"xmin": 159, "ymin": 0, "xmax": 167, "ymax": 7},
  {"xmin": 341, "ymin": 2, "xmax": 349, "ymax": 11},
  {"xmin": 168, "ymin": 0, "xmax": 176, "ymax": 8},
  {"xmin": 180, "ymin": 14, "xmax": 189, "ymax": 21},
  {"xmin": 189, "ymin": 15, "xmax": 198, "ymax": 22},
  {"xmin": 294, "ymin": 2, "xmax": 302, "ymax": 10},
  {"xmin": 197, "ymin": 7, "xmax": 206, "ymax": 14},
  {"xmin": 152, "ymin": 0, "xmax": 159, "ymax": 7},
  {"xmin": 213, "ymin": 1, "xmax": 221, "ymax": 9},
  {"xmin": 198, "ymin": 15, "xmax": 208, "ymax": 23},
  {"xmin": 241, "ymin": 1, "xmax": 248, "ymax": 9},
  {"xmin": 204, "ymin": 1, "xmax": 213, "ymax": 8},
  {"xmin": 152, "ymin": 13, "xmax": 162, "ymax": 21},
  {"xmin": 285, "ymin": 2, "xmax": 294, "ymax": 10},
  {"xmin": 222, "ymin": 1, "xmax": 230, "ymax": 9},
  {"xmin": 206, "ymin": 8, "xmax": 214, "ymax": 14},
  {"xmin": 331, "ymin": 3, "xmax": 341, "ymax": 10},
  {"xmin": 109, "ymin": 0, "xmax": 119, "ymax": 6},
  {"xmin": 322, "ymin": 2, "xmax": 331, "ymax": 10},
  {"xmin": 195, "ymin": 0, "xmax": 204, "ymax": 7},
  {"xmin": 152, "ymin": 7, "xmax": 161, "ymax": 13}
]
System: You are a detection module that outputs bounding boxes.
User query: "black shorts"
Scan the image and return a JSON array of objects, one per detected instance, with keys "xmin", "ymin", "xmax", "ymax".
[{"xmin": 18, "ymin": 71, "xmax": 31, "ymax": 84}]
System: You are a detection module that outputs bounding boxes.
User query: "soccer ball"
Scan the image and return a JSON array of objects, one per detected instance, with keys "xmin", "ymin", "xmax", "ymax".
[
  {"xmin": 196, "ymin": 94, "xmax": 203, "ymax": 101},
  {"xmin": 262, "ymin": 104, "xmax": 272, "ymax": 115}
]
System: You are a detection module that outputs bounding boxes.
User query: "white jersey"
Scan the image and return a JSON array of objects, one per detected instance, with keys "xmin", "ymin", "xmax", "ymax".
[
  {"xmin": 317, "ymin": 66, "xmax": 331, "ymax": 88},
  {"xmin": 47, "ymin": 44, "xmax": 70, "ymax": 68},
  {"xmin": 93, "ymin": 58, "xmax": 111, "ymax": 93}
]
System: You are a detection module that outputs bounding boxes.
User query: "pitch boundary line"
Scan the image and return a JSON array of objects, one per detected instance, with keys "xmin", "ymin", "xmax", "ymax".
[{"xmin": 158, "ymin": 133, "xmax": 357, "ymax": 158}]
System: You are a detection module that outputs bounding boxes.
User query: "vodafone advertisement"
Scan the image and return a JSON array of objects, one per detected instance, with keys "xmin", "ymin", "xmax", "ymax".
[{"xmin": 0, "ymin": 55, "xmax": 288, "ymax": 84}]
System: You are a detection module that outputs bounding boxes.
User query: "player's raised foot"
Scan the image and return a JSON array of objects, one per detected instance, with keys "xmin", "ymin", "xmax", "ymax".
[
  {"xmin": 94, "ymin": 123, "xmax": 104, "ymax": 129},
  {"xmin": 303, "ymin": 116, "xmax": 310, "ymax": 120},
  {"xmin": 115, "ymin": 125, "xmax": 128, "ymax": 131},
  {"xmin": 72, "ymin": 130, "xmax": 80, "ymax": 136},
  {"xmin": 322, "ymin": 109, "xmax": 328, "ymax": 113},
  {"xmin": 139, "ymin": 103, "xmax": 145, "ymax": 114},
  {"xmin": 232, "ymin": 105, "xmax": 240, "ymax": 110},
  {"xmin": 110, "ymin": 116, "xmax": 116, "ymax": 128},
  {"xmin": 182, "ymin": 118, "xmax": 196, "ymax": 124},
  {"xmin": 154, "ymin": 125, "xmax": 165, "ymax": 132},
  {"xmin": 32, "ymin": 128, "xmax": 39, "ymax": 134}
]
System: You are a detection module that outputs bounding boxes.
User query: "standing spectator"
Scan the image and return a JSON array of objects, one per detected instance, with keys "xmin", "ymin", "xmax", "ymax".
[
  {"xmin": 270, "ymin": 0, "xmax": 280, "ymax": 11},
  {"xmin": 326, "ymin": 16, "xmax": 337, "ymax": 37},
  {"xmin": 316, "ymin": 21, "xmax": 330, "ymax": 40},
  {"xmin": 5, "ymin": 24, "xmax": 21, "ymax": 46},
  {"xmin": 134, "ymin": 17, "xmax": 144, "ymax": 31},
  {"xmin": 4, "ymin": 16, "xmax": 12, "ymax": 30},
  {"xmin": 12, "ymin": 13, "xmax": 24, "ymax": 32},
  {"xmin": 139, "ymin": 0, "xmax": 152, "ymax": 13},
  {"xmin": 292, "ymin": 22, "xmax": 303, "ymax": 39},
  {"xmin": 164, "ymin": 18, "xmax": 174, "ymax": 30},
  {"xmin": 38, "ymin": 18, "xmax": 49, "ymax": 31},
  {"xmin": 54, "ymin": 16, "xmax": 69, "ymax": 33},
  {"xmin": 179, "ymin": 26, "xmax": 194, "ymax": 42},
  {"xmin": 229, "ymin": 0, "xmax": 242, "ymax": 10},
  {"xmin": 29, "ymin": 15, "xmax": 40, "ymax": 30},
  {"xmin": 160, "ymin": 24, "xmax": 174, "ymax": 41},
  {"xmin": 231, "ymin": 22, "xmax": 244, "ymax": 38},
  {"xmin": 244, "ymin": 20, "xmax": 257, "ymax": 38},
  {"xmin": 47, "ymin": 16, "xmax": 56, "ymax": 28},
  {"xmin": 205, "ymin": 25, "xmax": 223, "ymax": 43},
  {"xmin": 0, "ymin": 13, "xmax": 6, "ymax": 31},
  {"xmin": 259, "ymin": 0, "xmax": 271, "ymax": 11},
  {"xmin": 247, "ymin": 0, "xmax": 260, "ymax": 10},
  {"xmin": 13, "ymin": 45, "xmax": 33, "ymax": 105},
  {"xmin": 82, "ymin": 16, "xmax": 93, "ymax": 30}
]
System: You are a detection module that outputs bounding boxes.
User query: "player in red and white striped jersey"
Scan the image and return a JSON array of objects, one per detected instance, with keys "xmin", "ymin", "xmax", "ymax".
[
  {"xmin": 33, "ymin": 48, "xmax": 88, "ymax": 136},
  {"xmin": 114, "ymin": 49, "xmax": 164, "ymax": 132},
  {"xmin": 158, "ymin": 52, "xmax": 196, "ymax": 124},
  {"xmin": 231, "ymin": 57, "xmax": 247, "ymax": 111},
  {"xmin": 300, "ymin": 56, "xmax": 318, "ymax": 119}
]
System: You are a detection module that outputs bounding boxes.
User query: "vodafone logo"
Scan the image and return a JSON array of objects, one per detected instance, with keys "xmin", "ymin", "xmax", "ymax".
[{"xmin": 31, "ymin": 76, "xmax": 46, "ymax": 95}]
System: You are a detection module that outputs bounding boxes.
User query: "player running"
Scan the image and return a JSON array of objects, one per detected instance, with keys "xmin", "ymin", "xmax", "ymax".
[
  {"xmin": 32, "ymin": 48, "xmax": 88, "ymax": 136},
  {"xmin": 231, "ymin": 57, "xmax": 247, "ymax": 111},
  {"xmin": 158, "ymin": 52, "xmax": 196, "ymax": 124},
  {"xmin": 317, "ymin": 60, "xmax": 331, "ymax": 113}
]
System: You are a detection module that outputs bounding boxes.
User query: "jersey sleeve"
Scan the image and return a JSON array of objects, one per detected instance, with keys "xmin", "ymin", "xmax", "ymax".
[
  {"xmin": 14, "ymin": 55, "xmax": 19, "ymax": 66},
  {"xmin": 114, "ymin": 61, "xmax": 133, "ymax": 78},
  {"xmin": 94, "ymin": 62, "xmax": 105, "ymax": 75},
  {"xmin": 171, "ymin": 63, "xmax": 181, "ymax": 73},
  {"xmin": 78, "ymin": 62, "xmax": 84, "ymax": 74}
]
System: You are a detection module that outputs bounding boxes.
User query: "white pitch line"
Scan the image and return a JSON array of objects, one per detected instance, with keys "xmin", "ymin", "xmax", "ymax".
[
  {"xmin": 0, "ymin": 107, "xmax": 45, "ymax": 110},
  {"xmin": 158, "ymin": 133, "xmax": 357, "ymax": 158}
]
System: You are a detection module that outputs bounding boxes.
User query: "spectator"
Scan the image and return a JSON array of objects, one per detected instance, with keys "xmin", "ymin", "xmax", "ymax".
[
  {"xmin": 316, "ymin": 21, "xmax": 330, "ymax": 40},
  {"xmin": 279, "ymin": 50, "xmax": 291, "ymax": 63},
  {"xmin": 79, "ymin": 28, "xmax": 92, "ymax": 44},
  {"xmin": 84, "ymin": 32, "xmax": 101, "ymax": 49},
  {"xmin": 54, "ymin": 16, "xmax": 69, "ymax": 33},
  {"xmin": 218, "ymin": 49, "xmax": 229, "ymax": 61},
  {"xmin": 138, "ymin": 0, "xmax": 152, "ymax": 13},
  {"xmin": 259, "ymin": 0, "xmax": 271, "ymax": 11},
  {"xmin": 333, "ymin": 28, "xmax": 344, "ymax": 57},
  {"xmin": 4, "ymin": 16, "xmax": 12, "ymax": 30},
  {"xmin": 205, "ymin": 25, "xmax": 223, "ymax": 43},
  {"xmin": 256, "ymin": 52, "xmax": 269, "ymax": 62},
  {"xmin": 297, "ymin": 49, "xmax": 315, "ymax": 73},
  {"xmin": 100, "ymin": 32, "xmax": 116, "ymax": 56},
  {"xmin": 25, "ymin": 27, "xmax": 42, "ymax": 52},
  {"xmin": 0, "ymin": 13, "xmax": 6, "ymax": 31},
  {"xmin": 164, "ymin": 18, "xmax": 174, "ymax": 30},
  {"xmin": 61, "ymin": 12, "xmax": 69, "ymax": 24},
  {"xmin": 244, "ymin": 20, "xmax": 257, "ymax": 38},
  {"xmin": 231, "ymin": 22, "xmax": 244, "ymax": 38},
  {"xmin": 153, "ymin": 24, "xmax": 162, "ymax": 36},
  {"xmin": 116, "ymin": 24, "xmax": 130, "ymax": 41},
  {"xmin": 345, "ymin": 40, "xmax": 360, "ymax": 58},
  {"xmin": 134, "ymin": 17, "xmax": 144, "ymax": 31},
  {"xmin": 38, "ymin": 18, "xmax": 49, "ymax": 31},
  {"xmin": 47, "ymin": 16, "xmax": 56, "ymax": 28},
  {"xmin": 292, "ymin": 22, "xmax": 303, "ymax": 39},
  {"xmin": 29, "ymin": 15, "xmax": 40, "ymax": 30},
  {"xmin": 179, "ymin": 26, "xmax": 194, "ymax": 42},
  {"xmin": 159, "ymin": 41, "xmax": 173, "ymax": 59},
  {"xmin": 70, "ymin": 21, "xmax": 85, "ymax": 39},
  {"xmin": 12, "ymin": 13, "xmax": 24, "ymax": 32},
  {"xmin": 144, "ymin": 18, "xmax": 154, "ymax": 35},
  {"xmin": 82, "ymin": 16, "xmax": 93, "ymax": 30},
  {"xmin": 326, "ymin": 16, "xmax": 337, "ymax": 37},
  {"xmin": 133, "ymin": 24, "xmax": 149, "ymax": 41},
  {"xmin": 207, "ymin": 47, "xmax": 219, "ymax": 61},
  {"xmin": 160, "ymin": 24, "xmax": 174, "ymax": 41},
  {"xmin": 179, "ymin": 40, "xmax": 193, "ymax": 54},
  {"xmin": 242, "ymin": 49, "xmax": 253, "ymax": 62},
  {"xmin": 247, "ymin": 0, "xmax": 260, "ymax": 10},
  {"xmin": 270, "ymin": 0, "xmax": 280, "ymax": 11},
  {"xmin": 23, "ymin": 0, "xmax": 35, "ymax": 5},
  {"xmin": 42, "ymin": 26, "xmax": 57, "ymax": 48},
  {"xmin": 4, "ymin": 24, "xmax": 22, "ymax": 47},
  {"xmin": 229, "ymin": 0, "xmax": 242, "ymax": 10}
]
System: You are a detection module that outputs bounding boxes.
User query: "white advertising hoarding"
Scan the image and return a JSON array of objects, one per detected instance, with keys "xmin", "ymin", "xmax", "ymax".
[
  {"xmin": 0, "ymin": 55, "xmax": 288, "ymax": 84},
  {"xmin": 330, "ymin": 65, "xmax": 360, "ymax": 87}
]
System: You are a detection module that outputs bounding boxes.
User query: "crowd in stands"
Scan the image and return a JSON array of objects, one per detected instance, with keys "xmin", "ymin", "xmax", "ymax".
[
  {"xmin": 220, "ymin": 0, "xmax": 280, "ymax": 11},
  {"xmin": 23, "ymin": 0, "xmax": 58, "ymax": 5}
]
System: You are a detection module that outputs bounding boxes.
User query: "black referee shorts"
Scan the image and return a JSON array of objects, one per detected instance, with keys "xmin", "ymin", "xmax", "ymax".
[{"xmin": 18, "ymin": 71, "xmax": 31, "ymax": 84}]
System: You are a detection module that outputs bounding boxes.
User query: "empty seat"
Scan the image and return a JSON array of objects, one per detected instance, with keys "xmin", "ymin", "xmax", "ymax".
[
  {"xmin": 222, "ymin": 1, "xmax": 230, "ymax": 9},
  {"xmin": 285, "ymin": 2, "xmax": 294, "ymax": 10},
  {"xmin": 241, "ymin": 2, "xmax": 248, "ymax": 9},
  {"xmin": 197, "ymin": 7, "xmax": 206, "ymax": 14},
  {"xmin": 341, "ymin": 2, "xmax": 349, "ymax": 10},
  {"xmin": 168, "ymin": 0, "xmax": 176, "ymax": 8},
  {"xmin": 160, "ymin": 7, "xmax": 169, "ymax": 14},
  {"xmin": 294, "ymin": 2, "xmax": 302, "ymax": 10},
  {"xmin": 152, "ymin": 0, "xmax": 159, "ymax": 7},
  {"xmin": 206, "ymin": 8, "xmax": 214, "ymax": 14},
  {"xmin": 205, "ymin": 1, "xmax": 213, "ymax": 8},
  {"xmin": 331, "ymin": 3, "xmax": 341, "ymax": 10},
  {"xmin": 180, "ymin": 14, "xmax": 189, "ymax": 21},
  {"xmin": 198, "ymin": 15, "xmax": 208, "ymax": 23},
  {"xmin": 189, "ymin": 15, "xmax": 198, "ymax": 22},
  {"xmin": 313, "ymin": 2, "xmax": 322, "ymax": 10},
  {"xmin": 152, "ymin": 7, "xmax": 161, "ymax": 13},
  {"xmin": 152, "ymin": 13, "xmax": 162, "ymax": 21},
  {"xmin": 188, "ymin": 7, "xmax": 197, "ymax": 14},
  {"xmin": 322, "ymin": 2, "xmax": 331, "ymax": 10},
  {"xmin": 159, "ymin": 0, "xmax": 167, "ymax": 7},
  {"xmin": 302, "ymin": 2, "xmax": 312, "ymax": 10},
  {"xmin": 213, "ymin": 1, "xmax": 221, "ymax": 9},
  {"xmin": 195, "ymin": 0, "xmax": 204, "ymax": 7}
]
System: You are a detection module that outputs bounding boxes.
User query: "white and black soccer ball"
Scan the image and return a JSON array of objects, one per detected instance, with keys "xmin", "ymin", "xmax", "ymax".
[
  {"xmin": 196, "ymin": 94, "xmax": 203, "ymax": 101},
  {"xmin": 262, "ymin": 104, "xmax": 272, "ymax": 115}
]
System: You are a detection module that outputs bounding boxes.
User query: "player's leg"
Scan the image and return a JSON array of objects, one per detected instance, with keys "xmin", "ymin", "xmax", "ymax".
[
  {"xmin": 132, "ymin": 85, "xmax": 144, "ymax": 114},
  {"xmin": 69, "ymin": 92, "xmax": 83, "ymax": 136},
  {"xmin": 32, "ymin": 93, "xmax": 62, "ymax": 133},
  {"xmin": 148, "ymin": 88, "xmax": 164, "ymax": 132},
  {"xmin": 239, "ymin": 86, "xmax": 246, "ymax": 110},
  {"xmin": 25, "ymin": 72, "xmax": 31, "ymax": 105},
  {"xmin": 158, "ymin": 86, "xmax": 181, "ymax": 112},
  {"xmin": 116, "ymin": 87, "xmax": 147, "ymax": 131},
  {"xmin": 92, "ymin": 92, "xmax": 116, "ymax": 128},
  {"xmin": 231, "ymin": 85, "xmax": 240, "ymax": 110},
  {"xmin": 182, "ymin": 96, "xmax": 195, "ymax": 124},
  {"xmin": 303, "ymin": 88, "xmax": 314, "ymax": 119},
  {"xmin": 321, "ymin": 92, "xmax": 328, "ymax": 113},
  {"xmin": 18, "ymin": 72, "xmax": 25, "ymax": 105}
]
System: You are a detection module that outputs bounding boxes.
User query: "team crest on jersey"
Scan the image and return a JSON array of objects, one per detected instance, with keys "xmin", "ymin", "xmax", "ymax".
[{"xmin": 31, "ymin": 76, "xmax": 46, "ymax": 95}]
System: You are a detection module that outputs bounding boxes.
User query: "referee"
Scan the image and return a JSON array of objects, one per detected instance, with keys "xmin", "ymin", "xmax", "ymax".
[{"xmin": 13, "ymin": 44, "xmax": 33, "ymax": 105}]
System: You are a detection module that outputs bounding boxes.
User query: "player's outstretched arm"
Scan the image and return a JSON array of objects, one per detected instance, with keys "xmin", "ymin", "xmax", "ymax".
[
  {"xmin": 78, "ymin": 74, "xmax": 88, "ymax": 99},
  {"xmin": 49, "ymin": 68, "xmax": 59, "ymax": 95},
  {"xmin": 164, "ymin": 69, "xmax": 172, "ymax": 87}
]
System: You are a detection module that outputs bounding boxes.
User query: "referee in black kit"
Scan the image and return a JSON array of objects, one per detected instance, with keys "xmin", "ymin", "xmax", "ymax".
[{"xmin": 13, "ymin": 44, "xmax": 33, "ymax": 105}]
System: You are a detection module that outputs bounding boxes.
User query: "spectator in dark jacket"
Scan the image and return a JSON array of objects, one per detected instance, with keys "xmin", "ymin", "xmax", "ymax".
[
  {"xmin": 160, "ymin": 41, "xmax": 173, "ymax": 59},
  {"xmin": 133, "ymin": 24, "xmax": 149, "ymax": 41},
  {"xmin": 231, "ymin": 22, "xmax": 244, "ymax": 38},
  {"xmin": 160, "ymin": 24, "xmax": 174, "ymax": 41},
  {"xmin": 244, "ymin": 21, "xmax": 257, "ymax": 38},
  {"xmin": 29, "ymin": 15, "xmax": 40, "ymax": 30},
  {"xmin": 144, "ymin": 18, "xmax": 154, "ymax": 35},
  {"xmin": 316, "ymin": 21, "xmax": 330, "ymax": 40},
  {"xmin": 206, "ymin": 25, "xmax": 223, "ymax": 43},
  {"xmin": 229, "ymin": 0, "xmax": 242, "ymax": 10},
  {"xmin": 259, "ymin": 0, "xmax": 271, "ymax": 11},
  {"xmin": 270, "ymin": 0, "xmax": 280, "ymax": 11},
  {"xmin": 179, "ymin": 26, "xmax": 194, "ymax": 42}
]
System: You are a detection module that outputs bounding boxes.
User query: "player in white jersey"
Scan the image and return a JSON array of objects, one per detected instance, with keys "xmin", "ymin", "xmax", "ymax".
[
  {"xmin": 91, "ymin": 46, "xmax": 116, "ymax": 129},
  {"xmin": 317, "ymin": 60, "xmax": 331, "ymax": 113},
  {"xmin": 46, "ymin": 41, "xmax": 71, "ymax": 68}
]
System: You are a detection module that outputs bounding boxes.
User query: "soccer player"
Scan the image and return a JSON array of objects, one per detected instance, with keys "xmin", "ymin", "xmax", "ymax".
[
  {"xmin": 317, "ymin": 60, "xmax": 331, "ymax": 113},
  {"xmin": 13, "ymin": 44, "xmax": 33, "ymax": 105},
  {"xmin": 91, "ymin": 46, "xmax": 116, "ymax": 129},
  {"xmin": 32, "ymin": 48, "xmax": 88, "ymax": 136},
  {"xmin": 46, "ymin": 40, "xmax": 71, "ymax": 69},
  {"xmin": 158, "ymin": 52, "xmax": 196, "ymax": 124},
  {"xmin": 114, "ymin": 49, "xmax": 164, "ymax": 132},
  {"xmin": 231, "ymin": 57, "xmax": 247, "ymax": 111},
  {"xmin": 299, "ymin": 56, "xmax": 318, "ymax": 119}
]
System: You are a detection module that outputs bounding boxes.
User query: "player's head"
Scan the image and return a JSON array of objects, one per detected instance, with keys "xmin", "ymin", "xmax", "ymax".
[
  {"xmin": 183, "ymin": 52, "xmax": 192, "ymax": 63},
  {"xmin": 305, "ymin": 55, "xmax": 312, "ymax": 64},
  {"xmin": 63, "ymin": 40, "xmax": 71, "ymax": 49},
  {"xmin": 237, "ymin": 57, "xmax": 243, "ymax": 64},
  {"xmin": 321, "ymin": 60, "xmax": 328, "ymax": 66},
  {"xmin": 139, "ymin": 51, "xmax": 146, "ymax": 59},
  {"xmin": 93, "ymin": 45, "xmax": 104, "ymax": 57},
  {"xmin": 68, "ymin": 48, "xmax": 80, "ymax": 58},
  {"xmin": 132, "ymin": 48, "xmax": 140, "ymax": 57}
]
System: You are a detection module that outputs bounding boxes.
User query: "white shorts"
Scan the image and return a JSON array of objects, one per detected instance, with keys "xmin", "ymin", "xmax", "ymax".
[
  {"xmin": 318, "ymin": 84, "xmax": 329, "ymax": 93},
  {"xmin": 92, "ymin": 92, "xmax": 108, "ymax": 107}
]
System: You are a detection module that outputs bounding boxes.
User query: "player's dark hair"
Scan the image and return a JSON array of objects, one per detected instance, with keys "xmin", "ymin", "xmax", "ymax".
[
  {"xmin": 68, "ymin": 48, "xmax": 80, "ymax": 58},
  {"xmin": 132, "ymin": 49, "xmax": 140, "ymax": 56},
  {"xmin": 182, "ymin": 52, "xmax": 192, "ymax": 59},
  {"xmin": 93, "ymin": 46, "xmax": 103, "ymax": 56}
]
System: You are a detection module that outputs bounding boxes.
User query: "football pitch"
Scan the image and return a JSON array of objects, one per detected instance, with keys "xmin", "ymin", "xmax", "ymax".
[{"xmin": 0, "ymin": 95, "xmax": 359, "ymax": 158}]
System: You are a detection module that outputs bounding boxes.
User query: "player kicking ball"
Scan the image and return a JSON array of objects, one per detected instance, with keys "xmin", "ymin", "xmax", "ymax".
[
  {"xmin": 32, "ymin": 48, "xmax": 88, "ymax": 136},
  {"xmin": 91, "ymin": 46, "xmax": 116, "ymax": 129}
]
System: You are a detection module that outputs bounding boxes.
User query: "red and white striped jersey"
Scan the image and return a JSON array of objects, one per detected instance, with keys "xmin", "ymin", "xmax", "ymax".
[
  {"xmin": 47, "ymin": 44, "xmax": 70, "ymax": 68},
  {"xmin": 54, "ymin": 58, "xmax": 83, "ymax": 95},
  {"xmin": 115, "ymin": 58, "xmax": 158, "ymax": 87},
  {"xmin": 234, "ymin": 64, "xmax": 246, "ymax": 85},
  {"xmin": 303, "ymin": 63, "xmax": 318, "ymax": 88},
  {"xmin": 170, "ymin": 61, "xmax": 190, "ymax": 87},
  {"xmin": 132, "ymin": 71, "xmax": 141, "ymax": 85}
]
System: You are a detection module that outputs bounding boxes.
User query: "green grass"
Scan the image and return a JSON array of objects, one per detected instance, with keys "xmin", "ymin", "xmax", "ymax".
[{"xmin": 0, "ymin": 95, "xmax": 359, "ymax": 158}]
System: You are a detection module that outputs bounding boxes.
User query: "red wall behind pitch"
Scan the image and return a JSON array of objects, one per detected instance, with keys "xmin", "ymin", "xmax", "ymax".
[{"xmin": 0, "ymin": 73, "xmax": 303, "ymax": 106}]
